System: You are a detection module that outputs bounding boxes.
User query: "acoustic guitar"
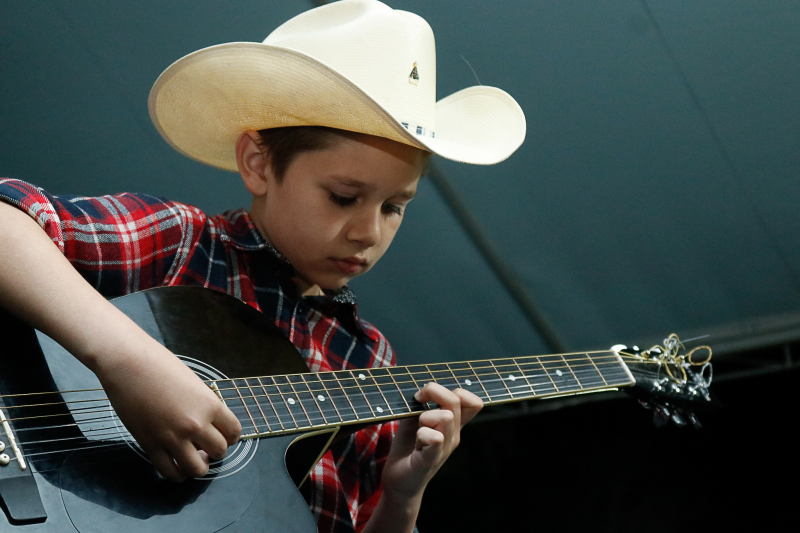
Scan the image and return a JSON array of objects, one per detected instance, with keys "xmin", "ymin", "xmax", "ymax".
[{"xmin": 0, "ymin": 286, "xmax": 714, "ymax": 531}]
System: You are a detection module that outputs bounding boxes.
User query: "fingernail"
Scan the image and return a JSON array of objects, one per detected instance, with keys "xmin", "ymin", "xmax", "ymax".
[{"xmin": 414, "ymin": 391, "xmax": 421, "ymax": 401}]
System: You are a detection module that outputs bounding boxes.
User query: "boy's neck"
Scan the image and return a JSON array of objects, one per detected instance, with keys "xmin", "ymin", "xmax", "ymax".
[{"xmin": 299, "ymin": 281, "xmax": 324, "ymax": 297}]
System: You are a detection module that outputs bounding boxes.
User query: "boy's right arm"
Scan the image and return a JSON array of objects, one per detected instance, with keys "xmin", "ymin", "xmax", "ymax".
[{"xmin": 0, "ymin": 201, "xmax": 241, "ymax": 480}]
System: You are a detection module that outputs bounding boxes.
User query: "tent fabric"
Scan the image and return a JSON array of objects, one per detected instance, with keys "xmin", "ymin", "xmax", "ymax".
[{"xmin": 1, "ymin": 0, "xmax": 798, "ymax": 365}]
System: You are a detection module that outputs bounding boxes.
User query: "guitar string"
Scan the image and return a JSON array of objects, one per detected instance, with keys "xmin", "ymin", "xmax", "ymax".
[
  {"xmin": 12, "ymin": 374, "xmax": 617, "ymax": 454},
  {"xmin": 0, "ymin": 353, "xmax": 660, "ymax": 434},
  {"xmin": 0, "ymin": 322, "xmax": 707, "ymax": 462},
  {"xmin": 0, "ymin": 350, "xmax": 662, "ymax": 402},
  {"xmin": 12, "ymin": 369, "xmax": 612, "ymax": 439},
  {"xmin": 12, "ymin": 371, "xmax": 614, "ymax": 442},
  {"xmin": 1, "ymin": 358, "xmax": 627, "ymax": 426},
  {"xmin": 12, "ymin": 382, "xmax": 608, "ymax": 462},
  {"xmin": 4, "ymin": 352, "xmax": 678, "ymax": 450},
  {"xmin": 0, "ymin": 353, "xmax": 651, "ymax": 415},
  {"xmin": 1, "ymin": 358, "xmax": 646, "ymax": 439}
]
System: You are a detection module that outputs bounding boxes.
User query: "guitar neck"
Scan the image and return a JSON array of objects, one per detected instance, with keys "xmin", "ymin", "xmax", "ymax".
[{"xmin": 213, "ymin": 351, "xmax": 636, "ymax": 439}]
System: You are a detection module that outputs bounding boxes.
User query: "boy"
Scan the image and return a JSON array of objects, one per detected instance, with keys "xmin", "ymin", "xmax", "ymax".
[{"xmin": 0, "ymin": 1, "xmax": 525, "ymax": 531}]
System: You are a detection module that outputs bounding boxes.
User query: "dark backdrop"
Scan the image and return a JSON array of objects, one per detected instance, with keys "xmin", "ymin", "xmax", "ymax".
[{"xmin": 1, "ymin": 1, "xmax": 798, "ymax": 530}]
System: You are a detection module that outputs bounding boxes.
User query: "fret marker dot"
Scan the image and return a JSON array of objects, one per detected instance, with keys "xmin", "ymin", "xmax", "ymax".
[
  {"xmin": 376, "ymin": 406, "xmax": 384, "ymax": 413},
  {"xmin": 287, "ymin": 398, "xmax": 296, "ymax": 405},
  {"xmin": 556, "ymin": 370, "xmax": 563, "ymax": 376},
  {"xmin": 318, "ymin": 395, "xmax": 325, "ymax": 402},
  {"xmin": 464, "ymin": 379, "xmax": 472, "ymax": 386},
  {"xmin": 358, "ymin": 373, "xmax": 366, "ymax": 380},
  {"xmin": 508, "ymin": 374, "xmax": 516, "ymax": 381}
]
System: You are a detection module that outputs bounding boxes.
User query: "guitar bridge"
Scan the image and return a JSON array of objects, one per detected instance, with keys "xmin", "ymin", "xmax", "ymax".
[{"xmin": 0, "ymin": 407, "xmax": 26, "ymax": 471}]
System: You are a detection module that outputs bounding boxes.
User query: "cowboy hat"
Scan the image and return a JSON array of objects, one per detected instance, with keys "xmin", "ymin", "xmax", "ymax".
[{"xmin": 149, "ymin": 0, "xmax": 526, "ymax": 171}]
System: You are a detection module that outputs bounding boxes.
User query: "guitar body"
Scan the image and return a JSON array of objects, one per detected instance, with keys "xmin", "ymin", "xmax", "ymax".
[
  {"xmin": 0, "ymin": 286, "xmax": 326, "ymax": 532},
  {"xmin": 0, "ymin": 286, "xmax": 716, "ymax": 531}
]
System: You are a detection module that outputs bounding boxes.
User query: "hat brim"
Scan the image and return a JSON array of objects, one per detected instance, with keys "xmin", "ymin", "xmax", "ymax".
[{"xmin": 149, "ymin": 42, "xmax": 526, "ymax": 171}]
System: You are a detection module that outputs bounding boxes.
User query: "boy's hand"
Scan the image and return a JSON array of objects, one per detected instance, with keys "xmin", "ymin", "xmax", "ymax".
[
  {"xmin": 0, "ymin": 203, "xmax": 241, "ymax": 482},
  {"xmin": 94, "ymin": 341, "xmax": 242, "ymax": 482},
  {"xmin": 380, "ymin": 383, "xmax": 483, "ymax": 504}
]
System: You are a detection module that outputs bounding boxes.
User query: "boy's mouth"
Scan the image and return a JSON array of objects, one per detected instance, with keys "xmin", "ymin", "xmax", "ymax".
[{"xmin": 329, "ymin": 256, "xmax": 368, "ymax": 275}]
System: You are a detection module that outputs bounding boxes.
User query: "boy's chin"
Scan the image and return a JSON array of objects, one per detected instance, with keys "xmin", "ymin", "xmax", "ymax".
[{"xmin": 318, "ymin": 277, "xmax": 352, "ymax": 291}]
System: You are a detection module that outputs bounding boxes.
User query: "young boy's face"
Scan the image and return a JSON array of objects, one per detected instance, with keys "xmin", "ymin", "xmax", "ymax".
[{"xmin": 248, "ymin": 133, "xmax": 425, "ymax": 296}]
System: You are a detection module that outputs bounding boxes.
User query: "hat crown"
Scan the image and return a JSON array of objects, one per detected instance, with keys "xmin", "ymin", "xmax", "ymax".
[{"xmin": 263, "ymin": 0, "xmax": 436, "ymax": 136}]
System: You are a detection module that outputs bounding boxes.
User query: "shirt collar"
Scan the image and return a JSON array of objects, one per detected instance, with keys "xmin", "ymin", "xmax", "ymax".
[{"xmin": 217, "ymin": 208, "xmax": 358, "ymax": 305}]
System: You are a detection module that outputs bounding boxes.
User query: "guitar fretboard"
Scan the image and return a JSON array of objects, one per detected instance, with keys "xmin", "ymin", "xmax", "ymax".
[{"xmin": 212, "ymin": 351, "xmax": 634, "ymax": 438}]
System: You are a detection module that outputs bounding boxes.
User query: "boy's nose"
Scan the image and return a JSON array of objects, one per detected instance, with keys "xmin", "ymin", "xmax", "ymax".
[{"xmin": 346, "ymin": 209, "xmax": 381, "ymax": 248}]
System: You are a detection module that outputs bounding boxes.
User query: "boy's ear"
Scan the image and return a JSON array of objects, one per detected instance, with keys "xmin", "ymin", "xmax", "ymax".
[{"xmin": 236, "ymin": 131, "xmax": 271, "ymax": 196}]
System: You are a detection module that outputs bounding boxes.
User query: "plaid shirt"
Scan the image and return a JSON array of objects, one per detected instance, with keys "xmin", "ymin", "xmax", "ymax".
[{"xmin": 0, "ymin": 178, "xmax": 397, "ymax": 533}]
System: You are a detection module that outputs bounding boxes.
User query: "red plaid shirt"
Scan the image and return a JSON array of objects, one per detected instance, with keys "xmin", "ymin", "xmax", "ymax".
[{"xmin": 0, "ymin": 178, "xmax": 397, "ymax": 533}]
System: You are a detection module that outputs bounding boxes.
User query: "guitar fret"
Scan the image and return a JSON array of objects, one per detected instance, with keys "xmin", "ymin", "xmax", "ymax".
[
  {"xmin": 215, "ymin": 378, "xmax": 238, "ymax": 418},
  {"xmin": 489, "ymin": 360, "xmax": 515, "ymax": 400},
  {"xmin": 318, "ymin": 372, "xmax": 359, "ymax": 423},
  {"xmin": 256, "ymin": 376, "xmax": 287, "ymax": 431},
  {"xmin": 350, "ymin": 370, "xmax": 391, "ymax": 417},
  {"xmin": 272, "ymin": 376, "xmax": 308, "ymax": 429},
  {"xmin": 407, "ymin": 366, "xmax": 436, "ymax": 410},
  {"xmin": 560, "ymin": 354, "xmax": 583, "ymax": 388},
  {"xmin": 490, "ymin": 359, "xmax": 531, "ymax": 400},
  {"xmin": 540, "ymin": 355, "xmax": 581, "ymax": 393},
  {"xmin": 592, "ymin": 352, "xmax": 634, "ymax": 386},
  {"xmin": 210, "ymin": 351, "xmax": 635, "ymax": 434},
  {"xmin": 568, "ymin": 353, "xmax": 606, "ymax": 389},
  {"xmin": 371, "ymin": 368, "xmax": 411, "ymax": 414},
  {"xmin": 515, "ymin": 357, "xmax": 556, "ymax": 397},
  {"xmin": 232, "ymin": 379, "xmax": 263, "ymax": 435},
  {"xmin": 426, "ymin": 363, "xmax": 458, "ymax": 391},
  {"xmin": 216, "ymin": 379, "xmax": 253, "ymax": 433},
  {"xmin": 466, "ymin": 360, "xmax": 505, "ymax": 403},
  {"xmin": 301, "ymin": 373, "xmax": 343, "ymax": 425},
  {"xmin": 368, "ymin": 370, "xmax": 394, "ymax": 416},
  {"xmin": 333, "ymin": 371, "xmax": 372, "ymax": 421},
  {"xmin": 386, "ymin": 366, "xmax": 425, "ymax": 412},
  {"xmin": 448, "ymin": 362, "xmax": 488, "ymax": 401},
  {"xmin": 243, "ymin": 378, "xmax": 272, "ymax": 432},
  {"xmin": 510, "ymin": 359, "xmax": 536, "ymax": 399},
  {"xmin": 287, "ymin": 375, "xmax": 325, "ymax": 427}
]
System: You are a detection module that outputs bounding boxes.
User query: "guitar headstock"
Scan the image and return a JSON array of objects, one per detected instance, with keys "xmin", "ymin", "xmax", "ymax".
[{"xmin": 612, "ymin": 334, "xmax": 716, "ymax": 429}]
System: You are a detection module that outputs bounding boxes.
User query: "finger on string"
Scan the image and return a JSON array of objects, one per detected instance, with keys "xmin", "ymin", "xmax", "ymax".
[
  {"xmin": 170, "ymin": 440, "xmax": 210, "ymax": 479},
  {"xmin": 415, "ymin": 383, "xmax": 461, "ymax": 416},
  {"xmin": 193, "ymin": 427, "xmax": 231, "ymax": 460},
  {"xmin": 197, "ymin": 449, "xmax": 211, "ymax": 466},
  {"xmin": 150, "ymin": 448, "xmax": 187, "ymax": 482},
  {"xmin": 452, "ymin": 388, "xmax": 482, "ymax": 426},
  {"xmin": 214, "ymin": 406, "xmax": 242, "ymax": 446}
]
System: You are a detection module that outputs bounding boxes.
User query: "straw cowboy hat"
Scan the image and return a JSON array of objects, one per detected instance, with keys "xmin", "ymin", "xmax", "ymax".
[{"xmin": 149, "ymin": 0, "xmax": 526, "ymax": 171}]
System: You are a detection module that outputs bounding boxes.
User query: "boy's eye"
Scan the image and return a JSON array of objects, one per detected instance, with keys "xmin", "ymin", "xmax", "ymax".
[
  {"xmin": 382, "ymin": 203, "xmax": 404, "ymax": 216},
  {"xmin": 329, "ymin": 193, "xmax": 357, "ymax": 207}
]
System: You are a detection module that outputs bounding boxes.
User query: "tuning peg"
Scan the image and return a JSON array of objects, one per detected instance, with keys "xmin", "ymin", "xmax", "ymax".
[
  {"xmin": 686, "ymin": 412, "xmax": 702, "ymax": 430},
  {"xmin": 670, "ymin": 410, "xmax": 687, "ymax": 427},
  {"xmin": 653, "ymin": 405, "xmax": 670, "ymax": 427}
]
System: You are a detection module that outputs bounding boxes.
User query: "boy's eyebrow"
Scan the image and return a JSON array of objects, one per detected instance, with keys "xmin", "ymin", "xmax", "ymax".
[
  {"xmin": 330, "ymin": 177, "xmax": 417, "ymax": 199},
  {"xmin": 396, "ymin": 190, "xmax": 417, "ymax": 200}
]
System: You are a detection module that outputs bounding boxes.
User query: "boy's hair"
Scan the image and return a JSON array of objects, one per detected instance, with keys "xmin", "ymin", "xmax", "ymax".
[
  {"xmin": 256, "ymin": 126, "xmax": 430, "ymax": 182},
  {"xmin": 256, "ymin": 126, "xmax": 342, "ymax": 182}
]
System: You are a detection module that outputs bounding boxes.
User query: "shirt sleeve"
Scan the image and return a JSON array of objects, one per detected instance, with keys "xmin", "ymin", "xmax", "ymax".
[{"xmin": 0, "ymin": 178, "xmax": 207, "ymax": 297}]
